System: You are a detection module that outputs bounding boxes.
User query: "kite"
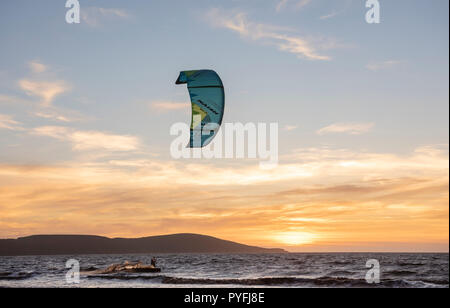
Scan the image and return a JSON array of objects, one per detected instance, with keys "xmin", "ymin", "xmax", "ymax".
[{"xmin": 175, "ymin": 70, "xmax": 225, "ymax": 147}]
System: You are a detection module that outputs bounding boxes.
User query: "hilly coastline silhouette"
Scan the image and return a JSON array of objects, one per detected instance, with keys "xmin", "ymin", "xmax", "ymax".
[{"xmin": 0, "ymin": 233, "xmax": 286, "ymax": 256}]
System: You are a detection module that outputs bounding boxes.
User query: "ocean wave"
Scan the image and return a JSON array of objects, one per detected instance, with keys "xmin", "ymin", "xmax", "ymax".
[
  {"xmin": 328, "ymin": 260, "xmax": 351, "ymax": 265},
  {"xmin": 86, "ymin": 274, "xmax": 432, "ymax": 287},
  {"xmin": 86, "ymin": 274, "xmax": 163, "ymax": 281},
  {"xmin": 0, "ymin": 272, "xmax": 34, "ymax": 280},
  {"xmin": 80, "ymin": 266, "xmax": 98, "ymax": 271},
  {"xmin": 162, "ymin": 276, "xmax": 305, "ymax": 286},
  {"xmin": 421, "ymin": 278, "xmax": 449, "ymax": 286},
  {"xmin": 162, "ymin": 276, "xmax": 428, "ymax": 287},
  {"xmin": 384, "ymin": 270, "xmax": 417, "ymax": 276},
  {"xmin": 326, "ymin": 270, "xmax": 355, "ymax": 276},
  {"xmin": 396, "ymin": 262, "xmax": 425, "ymax": 267}
]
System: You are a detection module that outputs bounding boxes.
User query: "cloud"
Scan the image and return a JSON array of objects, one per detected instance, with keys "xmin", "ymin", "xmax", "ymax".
[
  {"xmin": 317, "ymin": 122, "xmax": 374, "ymax": 135},
  {"xmin": 295, "ymin": 0, "xmax": 312, "ymax": 10},
  {"xmin": 70, "ymin": 131, "xmax": 139, "ymax": 151},
  {"xmin": 34, "ymin": 111, "xmax": 73, "ymax": 122},
  {"xmin": 366, "ymin": 60, "xmax": 402, "ymax": 71},
  {"xmin": 150, "ymin": 101, "xmax": 190, "ymax": 112},
  {"xmin": 33, "ymin": 105, "xmax": 86, "ymax": 123},
  {"xmin": 283, "ymin": 125, "xmax": 298, "ymax": 131},
  {"xmin": 276, "ymin": 0, "xmax": 312, "ymax": 12},
  {"xmin": 81, "ymin": 7, "xmax": 131, "ymax": 27},
  {"xmin": 18, "ymin": 79, "xmax": 70, "ymax": 107},
  {"xmin": 32, "ymin": 126, "xmax": 140, "ymax": 151},
  {"xmin": 31, "ymin": 125, "xmax": 68, "ymax": 139},
  {"xmin": 0, "ymin": 145, "xmax": 447, "ymax": 251},
  {"xmin": 0, "ymin": 94, "xmax": 30, "ymax": 105},
  {"xmin": 319, "ymin": 0, "xmax": 352, "ymax": 20},
  {"xmin": 15, "ymin": 61, "xmax": 83, "ymax": 122},
  {"xmin": 0, "ymin": 114, "xmax": 24, "ymax": 131},
  {"xmin": 206, "ymin": 8, "xmax": 332, "ymax": 61},
  {"xmin": 276, "ymin": 0, "xmax": 289, "ymax": 12},
  {"xmin": 320, "ymin": 11, "xmax": 340, "ymax": 20},
  {"xmin": 29, "ymin": 61, "xmax": 47, "ymax": 74}
]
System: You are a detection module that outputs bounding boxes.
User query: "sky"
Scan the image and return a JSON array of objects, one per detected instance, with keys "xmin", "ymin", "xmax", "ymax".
[{"xmin": 0, "ymin": 0, "xmax": 448, "ymax": 252}]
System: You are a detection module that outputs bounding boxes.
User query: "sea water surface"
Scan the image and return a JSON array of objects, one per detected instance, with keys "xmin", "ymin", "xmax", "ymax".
[{"xmin": 0, "ymin": 253, "xmax": 448, "ymax": 288}]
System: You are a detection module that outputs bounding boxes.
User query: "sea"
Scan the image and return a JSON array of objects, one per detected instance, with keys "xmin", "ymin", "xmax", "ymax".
[{"xmin": 0, "ymin": 253, "xmax": 448, "ymax": 288}]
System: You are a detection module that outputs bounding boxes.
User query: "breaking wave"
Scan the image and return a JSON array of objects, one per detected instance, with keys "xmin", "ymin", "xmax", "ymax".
[
  {"xmin": 86, "ymin": 274, "xmax": 447, "ymax": 288},
  {"xmin": 0, "ymin": 272, "xmax": 35, "ymax": 281}
]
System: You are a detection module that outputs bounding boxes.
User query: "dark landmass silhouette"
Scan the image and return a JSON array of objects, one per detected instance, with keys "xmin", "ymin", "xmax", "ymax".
[{"xmin": 0, "ymin": 233, "xmax": 287, "ymax": 256}]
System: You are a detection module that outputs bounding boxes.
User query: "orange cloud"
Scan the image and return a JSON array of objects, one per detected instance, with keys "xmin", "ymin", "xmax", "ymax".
[
  {"xmin": 31, "ymin": 126, "xmax": 141, "ymax": 152},
  {"xmin": 0, "ymin": 114, "xmax": 24, "ymax": 131},
  {"xmin": 19, "ymin": 79, "xmax": 70, "ymax": 107},
  {"xmin": 0, "ymin": 145, "xmax": 447, "ymax": 252},
  {"xmin": 317, "ymin": 122, "xmax": 375, "ymax": 135},
  {"xmin": 206, "ymin": 8, "xmax": 332, "ymax": 61},
  {"xmin": 150, "ymin": 101, "xmax": 190, "ymax": 112}
]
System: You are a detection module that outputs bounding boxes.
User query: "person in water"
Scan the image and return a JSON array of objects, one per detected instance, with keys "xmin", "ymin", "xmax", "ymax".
[{"xmin": 151, "ymin": 257, "xmax": 157, "ymax": 267}]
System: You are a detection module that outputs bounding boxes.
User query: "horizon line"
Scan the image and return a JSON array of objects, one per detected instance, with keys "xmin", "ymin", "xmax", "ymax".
[{"xmin": 1, "ymin": 233, "xmax": 448, "ymax": 254}]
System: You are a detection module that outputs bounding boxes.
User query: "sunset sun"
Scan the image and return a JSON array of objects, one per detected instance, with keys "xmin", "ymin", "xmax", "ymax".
[{"xmin": 272, "ymin": 232, "xmax": 318, "ymax": 246}]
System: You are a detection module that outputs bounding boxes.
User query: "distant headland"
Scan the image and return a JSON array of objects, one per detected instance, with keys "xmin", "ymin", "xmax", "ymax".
[{"xmin": 0, "ymin": 233, "xmax": 287, "ymax": 256}]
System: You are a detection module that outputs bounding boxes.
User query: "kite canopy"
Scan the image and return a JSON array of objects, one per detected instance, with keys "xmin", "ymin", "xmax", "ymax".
[{"xmin": 176, "ymin": 70, "xmax": 225, "ymax": 147}]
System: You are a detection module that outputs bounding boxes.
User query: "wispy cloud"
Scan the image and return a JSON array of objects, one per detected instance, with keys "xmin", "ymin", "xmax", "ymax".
[
  {"xmin": 28, "ymin": 60, "xmax": 47, "ymax": 74},
  {"xmin": 366, "ymin": 60, "xmax": 402, "ymax": 71},
  {"xmin": 18, "ymin": 60, "xmax": 70, "ymax": 107},
  {"xmin": 276, "ymin": 0, "xmax": 289, "ymax": 12},
  {"xmin": 81, "ymin": 7, "xmax": 131, "ymax": 27},
  {"xmin": 150, "ymin": 101, "xmax": 190, "ymax": 112},
  {"xmin": 206, "ymin": 8, "xmax": 332, "ymax": 61},
  {"xmin": 32, "ymin": 105, "xmax": 86, "ymax": 123},
  {"xmin": 0, "ymin": 114, "xmax": 24, "ymax": 131},
  {"xmin": 32, "ymin": 126, "xmax": 140, "ymax": 151},
  {"xmin": 295, "ymin": 0, "xmax": 312, "ymax": 10},
  {"xmin": 70, "ymin": 131, "xmax": 139, "ymax": 151},
  {"xmin": 0, "ymin": 94, "xmax": 30, "ymax": 105},
  {"xmin": 31, "ymin": 125, "xmax": 68, "ymax": 139},
  {"xmin": 14, "ymin": 61, "xmax": 84, "ymax": 123},
  {"xmin": 276, "ymin": 0, "xmax": 312, "ymax": 12},
  {"xmin": 283, "ymin": 125, "xmax": 298, "ymax": 131},
  {"xmin": 319, "ymin": 0, "xmax": 352, "ymax": 20},
  {"xmin": 320, "ymin": 11, "xmax": 340, "ymax": 20},
  {"xmin": 34, "ymin": 111, "xmax": 73, "ymax": 123},
  {"xmin": 18, "ymin": 79, "xmax": 70, "ymax": 107},
  {"xmin": 317, "ymin": 122, "xmax": 374, "ymax": 135}
]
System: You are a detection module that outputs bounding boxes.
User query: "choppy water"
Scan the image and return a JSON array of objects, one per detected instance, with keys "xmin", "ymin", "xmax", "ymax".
[{"xmin": 0, "ymin": 253, "xmax": 448, "ymax": 288}]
